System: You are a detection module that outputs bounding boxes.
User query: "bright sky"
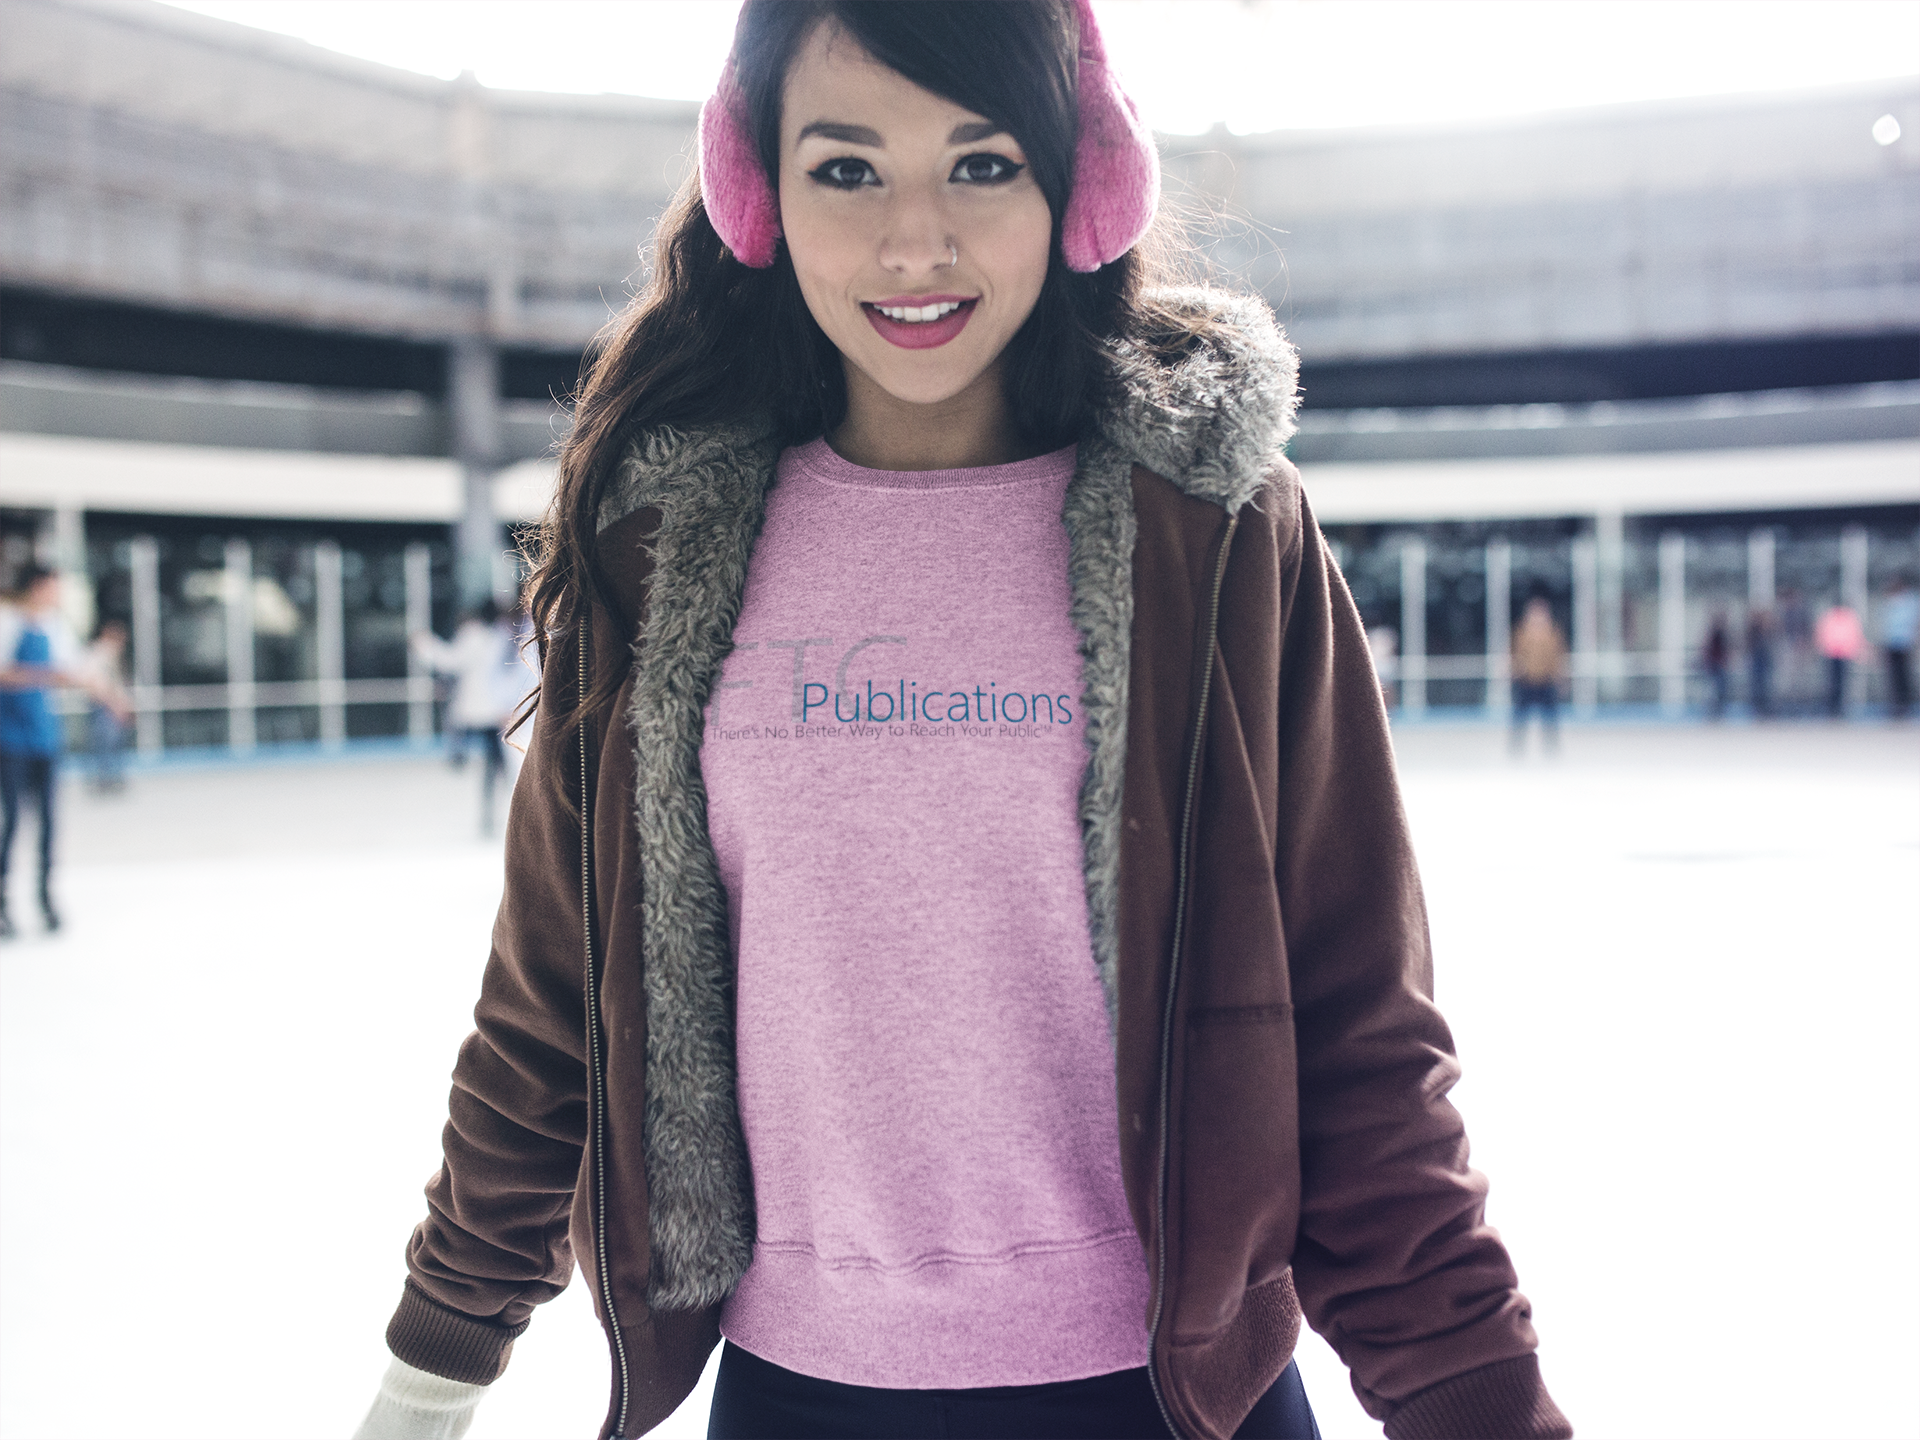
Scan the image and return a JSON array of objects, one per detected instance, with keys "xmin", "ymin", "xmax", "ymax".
[{"xmin": 163, "ymin": 0, "xmax": 1920, "ymax": 134}]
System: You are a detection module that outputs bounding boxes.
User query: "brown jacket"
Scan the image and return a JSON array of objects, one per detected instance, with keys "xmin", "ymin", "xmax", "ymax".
[{"xmin": 386, "ymin": 291, "xmax": 1570, "ymax": 1440}]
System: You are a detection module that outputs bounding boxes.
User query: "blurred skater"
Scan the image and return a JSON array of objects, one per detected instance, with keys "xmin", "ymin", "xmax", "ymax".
[
  {"xmin": 1510, "ymin": 594, "xmax": 1566, "ymax": 754},
  {"xmin": 0, "ymin": 566, "xmax": 131, "ymax": 934},
  {"xmin": 411, "ymin": 599, "xmax": 521, "ymax": 834},
  {"xmin": 1746, "ymin": 606, "xmax": 1775, "ymax": 718},
  {"xmin": 1881, "ymin": 575, "xmax": 1917, "ymax": 719},
  {"xmin": 1702, "ymin": 609, "xmax": 1732, "ymax": 719},
  {"xmin": 85, "ymin": 619, "xmax": 132, "ymax": 792},
  {"xmin": 1815, "ymin": 600, "xmax": 1865, "ymax": 718}
]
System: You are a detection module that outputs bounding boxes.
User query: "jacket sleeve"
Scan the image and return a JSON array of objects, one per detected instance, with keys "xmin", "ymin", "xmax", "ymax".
[
  {"xmin": 1269, "ymin": 484, "xmax": 1571, "ymax": 1440},
  {"xmin": 383, "ymin": 641, "xmax": 596, "ymax": 1385}
]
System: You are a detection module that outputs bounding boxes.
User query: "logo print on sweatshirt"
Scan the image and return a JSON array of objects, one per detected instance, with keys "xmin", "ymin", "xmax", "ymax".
[{"xmin": 708, "ymin": 635, "xmax": 1076, "ymax": 739}]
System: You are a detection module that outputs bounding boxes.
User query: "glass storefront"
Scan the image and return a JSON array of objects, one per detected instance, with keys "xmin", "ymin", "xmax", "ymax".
[{"xmin": 72, "ymin": 514, "xmax": 461, "ymax": 753}]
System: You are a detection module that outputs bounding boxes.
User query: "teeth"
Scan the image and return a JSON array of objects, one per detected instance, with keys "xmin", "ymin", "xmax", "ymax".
[{"xmin": 876, "ymin": 301, "xmax": 964, "ymax": 322}]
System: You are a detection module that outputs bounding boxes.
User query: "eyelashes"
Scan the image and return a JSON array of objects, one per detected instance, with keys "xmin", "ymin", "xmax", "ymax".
[
  {"xmin": 808, "ymin": 157, "xmax": 879, "ymax": 189},
  {"xmin": 950, "ymin": 153, "xmax": 1022, "ymax": 185},
  {"xmin": 805, "ymin": 153, "xmax": 1027, "ymax": 190}
]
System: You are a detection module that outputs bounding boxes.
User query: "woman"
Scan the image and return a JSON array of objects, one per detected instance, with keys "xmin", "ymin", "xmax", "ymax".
[{"xmin": 358, "ymin": 4, "xmax": 1571, "ymax": 1438}]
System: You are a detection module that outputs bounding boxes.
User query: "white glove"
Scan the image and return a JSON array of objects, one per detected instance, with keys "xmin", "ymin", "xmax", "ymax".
[{"xmin": 352, "ymin": 1355, "xmax": 490, "ymax": 1440}]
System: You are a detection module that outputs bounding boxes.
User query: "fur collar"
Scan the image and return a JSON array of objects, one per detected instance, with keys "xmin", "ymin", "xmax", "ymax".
[
  {"xmin": 594, "ymin": 286, "xmax": 1296, "ymax": 1312},
  {"xmin": 1095, "ymin": 285, "xmax": 1299, "ymax": 514}
]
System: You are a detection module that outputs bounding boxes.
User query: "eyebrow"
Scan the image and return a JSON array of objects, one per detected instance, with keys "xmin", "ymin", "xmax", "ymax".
[{"xmin": 794, "ymin": 119, "xmax": 1010, "ymax": 147}]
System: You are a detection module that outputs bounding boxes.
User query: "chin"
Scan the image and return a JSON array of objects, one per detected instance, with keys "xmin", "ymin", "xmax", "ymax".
[
  {"xmin": 854, "ymin": 349, "xmax": 993, "ymax": 409},
  {"xmin": 872, "ymin": 371, "xmax": 981, "ymax": 407}
]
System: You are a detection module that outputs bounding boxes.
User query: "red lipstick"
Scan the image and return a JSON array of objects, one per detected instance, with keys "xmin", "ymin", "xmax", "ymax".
[{"xmin": 862, "ymin": 295, "xmax": 977, "ymax": 350}]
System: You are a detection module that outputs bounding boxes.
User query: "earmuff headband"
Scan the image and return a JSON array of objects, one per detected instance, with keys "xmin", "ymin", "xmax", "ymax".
[{"xmin": 697, "ymin": 0, "xmax": 1158, "ymax": 273}]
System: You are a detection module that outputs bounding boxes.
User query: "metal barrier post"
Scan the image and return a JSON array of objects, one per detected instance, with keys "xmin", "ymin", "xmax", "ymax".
[
  {"xmin": 224, "ymin": 537, "xmax": 255, "ymax": 753},
  {"xmin": 1595, "ymin": 510, "xmax": 1624, "ymax": 705},
  {"xmin": 1659, "ymin": 532, "xmax": 1687, "ymax": 716},
  {"xmin": 1572, "ymin": 535, "xmax": 1598, "ymax": 716},
  {"xmin": 1485, "ymin": 537, "xmax": 1511, "ymax": 718},
  {"xmin": 1400, "ymin": 536, "xmax": 1427, "ymax": 717},
  {"xmin": 1748, "ymin": 527, "xmax": 1775, "ymax": 613},
  {"xmin": 129, "ymin": 536, "xmax": 161, "ymax": 755},
  {"xmin": 405, "ymin": 541, "xmax": 433, "ymax": 742},
  {"xmin": 316, "ymin": 540, "xmax": 345, "ymax": 748}
]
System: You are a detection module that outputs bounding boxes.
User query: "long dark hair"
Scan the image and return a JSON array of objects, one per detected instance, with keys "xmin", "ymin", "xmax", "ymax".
[{"xmin": 523, "ymin": 0, "xmax": 1199, "ymax": 736}]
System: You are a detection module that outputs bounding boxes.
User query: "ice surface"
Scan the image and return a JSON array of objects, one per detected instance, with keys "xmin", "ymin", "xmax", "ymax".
[{"xmin": 2, "ymin": 724, "xmax": 1915, "ymax": 1440}]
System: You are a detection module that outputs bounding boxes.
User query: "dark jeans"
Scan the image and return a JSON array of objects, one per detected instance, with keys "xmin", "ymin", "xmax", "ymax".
[
  {"xmin": 707, "ymin": 1341, "xmax": 1321, "ymax": 1440},
  {"xmin": 1706, "ymin": 664, "xmax": 1729, "ymax": 718},
  {"xmin": 1889, "ymin": 646, "xmax": 1913, "ymax": 718},
  {"xmin": 466, "ymin": 726, "xmax": 506, "ymax": 832},
  {"xmin": 0, "ymin": 752, "xmax": 56, "ymax": 893},
  {"xmin": 1825, "ymin": 656, "xmax": 1850, "ymax": 716},
  {"xmin": 1510, "ymin": 680, "xmax": 1559, "ymax": 749},
  {"xmin": 88, "ymin": 704, "xmax": 127, "ymax": 790},
  {"xmin": 1749, "ymin": 649, "xmax": 1773, "ymax": 717}
]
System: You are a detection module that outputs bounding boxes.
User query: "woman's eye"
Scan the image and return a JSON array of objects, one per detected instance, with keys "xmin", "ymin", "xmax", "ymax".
[
  {"xmin": 951, "ymin": 153, "xmax": 1023, "ymax": 185},
  {"xmin": 808, "ymin": 157, "xmax": 878, "ymax": 190}
]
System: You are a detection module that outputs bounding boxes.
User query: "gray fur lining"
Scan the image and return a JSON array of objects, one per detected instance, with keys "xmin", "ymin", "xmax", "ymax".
[
  {"xmin": 600, "ymin": 287, "xmax": 1298, "ymax": 1307},
  {"xmin": 1059, "ymin": 433, "xmax": 1140, "ymax": 1038},
  {"xmin": 604, "ymin": 421, "xmax": 779, "ymax": 1310},
  {"xmin": 1067, "ymin": 286, "xmax": 1299, "ymax": 1031},
  {"xmin": 1096, "ymin": 286, "xmax": 1299, "ymax": 516}
]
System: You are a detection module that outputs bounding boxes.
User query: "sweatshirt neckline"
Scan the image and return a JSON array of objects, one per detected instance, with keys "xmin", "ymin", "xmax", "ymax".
[{"xmin": 784, "ymin": 437, "xmax": 1077, "ymax": 492}]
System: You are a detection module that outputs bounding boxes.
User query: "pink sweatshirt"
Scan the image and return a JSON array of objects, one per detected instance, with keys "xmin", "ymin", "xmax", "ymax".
[{"xmin": 700, "ymin": 438, "xmax": 1150, "ymax": 1389}]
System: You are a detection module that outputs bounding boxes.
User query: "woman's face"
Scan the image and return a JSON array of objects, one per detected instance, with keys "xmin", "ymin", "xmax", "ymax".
[{"xmin": 777, "ymin": 22, "xmax": 1054, "ymax": 410}]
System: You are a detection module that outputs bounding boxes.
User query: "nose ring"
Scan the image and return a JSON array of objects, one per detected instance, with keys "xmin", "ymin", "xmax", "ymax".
[{"xmin": 944, "ymin": 243, "xmax": 958, "ymax": 269}]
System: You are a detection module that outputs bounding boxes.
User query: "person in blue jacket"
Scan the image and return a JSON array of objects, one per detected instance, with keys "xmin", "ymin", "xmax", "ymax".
[{"xmin": 0, "ymin": 564, "xmax": 127, "ymax": 935}]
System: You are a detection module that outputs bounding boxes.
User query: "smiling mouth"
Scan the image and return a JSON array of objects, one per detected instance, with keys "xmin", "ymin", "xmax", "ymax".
[{"xmin": 861, "ymin": 297, "xmax": 978, "ymax": 350}]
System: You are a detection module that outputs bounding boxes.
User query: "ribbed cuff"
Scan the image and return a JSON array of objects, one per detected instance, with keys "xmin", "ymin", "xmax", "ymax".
[
  {"xmin": 1383, "ymin": 1354, "xmax": 1572, "ymax": 1440},
  {"xmin": 385, "ymin": 1281, "xmax": 532, "ymax": 1386}
]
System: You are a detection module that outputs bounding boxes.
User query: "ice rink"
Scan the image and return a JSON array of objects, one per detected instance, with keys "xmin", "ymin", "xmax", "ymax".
[{"xmin": 2, "ymin": 722, "xmax": 1915, "ymax": 1440}]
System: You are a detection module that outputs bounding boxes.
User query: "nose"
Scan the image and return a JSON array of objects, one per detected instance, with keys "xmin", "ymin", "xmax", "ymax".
[{"xmin": 875, "ymin": 184, "xmax": 952, "ymax": 278}]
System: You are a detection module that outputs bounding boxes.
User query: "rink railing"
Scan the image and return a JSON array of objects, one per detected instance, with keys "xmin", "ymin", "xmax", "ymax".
[
  {"xmin": 71, "ymin": 523, "xmax": 1887, "ymax": 755},
  {"xmin": 1383, "ymin": 525, "xmax": 1878, "ymax": 718},
  {"xmin": 60, "ymin": 676, "xmax": 441, "ymax": 755}
]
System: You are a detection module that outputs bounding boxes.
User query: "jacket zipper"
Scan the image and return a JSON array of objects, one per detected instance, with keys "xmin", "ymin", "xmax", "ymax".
[
  {"xmin": 1144, "ymin": 511, "xmax": 1239, "ymax": 1440},
  {"xmin": 579, "ymin": 613, "xmax": 633, "ymax": 1439}
]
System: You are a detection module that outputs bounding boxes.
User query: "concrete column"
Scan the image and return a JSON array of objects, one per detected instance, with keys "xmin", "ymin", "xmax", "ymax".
[
  {"xmin": 41, "ymin": 506, "xmax": 93, "ymax": 639},
  {"xmin": 315, "ymin": 540, "xmax": 345, "ymax": 749},
  {"xmin": 129, "ymin": 536, "xmax": 161, "ymax": 755},
  {"xmin": 47, "ymin": 505, "xmax": 85, "ymax": 576},
  {"xmin": 1748, "ymin": 527, "xmax": 1776, "ymax": 612},
  {"xmin": 1841, "ymin": 524, "xmax": 1870, "ymax": 709},
  {"xmin": 1399, "ymin": 536, "xmax": 1427, "ymax": 717},
  {"xmin": 1485, "ymin": 537, "xmax": 1512, "ymax": 718},
  {"xmin": 1595, "ymin": 510, "xmax": 1625, "ymax": 704},
  {"xmin": 405, "ymin": 541, "xmax": 434, "ymax": 742},
  {"xmin": 450, "ymin": 335, "xmax": 504, "ymax": 610},
  {"xmin": 1659, "ymin": 531, "xmax": 1687, "ymax": 716},
  {"xmin": 1572, "ymin": 535, "xmax": 1598, "ymax": 716},
  {"xmin": 225, "ymin": 537, "xmax": 255, "ymax": 753}
]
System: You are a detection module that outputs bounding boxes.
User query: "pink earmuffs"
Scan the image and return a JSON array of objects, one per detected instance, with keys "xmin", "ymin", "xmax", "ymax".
[{"xmin": 697, "ymin": 0, "xmax": 1159, "ymax": 273}]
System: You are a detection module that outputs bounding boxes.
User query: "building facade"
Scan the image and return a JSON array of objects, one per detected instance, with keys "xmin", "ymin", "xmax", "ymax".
[{"xmin": 1, "ymin": 0, "xmax": 1915, "ymax": 753}]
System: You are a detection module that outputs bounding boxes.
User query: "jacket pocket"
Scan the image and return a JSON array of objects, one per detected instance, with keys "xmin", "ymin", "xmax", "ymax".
[{"xmin": 1172, "ymin": 1004, "xmax": 1302, "ymax": 1342}]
